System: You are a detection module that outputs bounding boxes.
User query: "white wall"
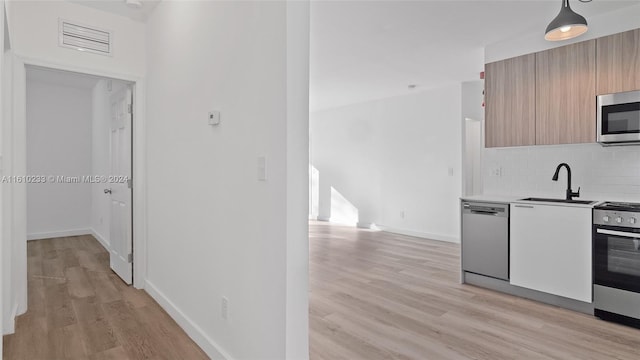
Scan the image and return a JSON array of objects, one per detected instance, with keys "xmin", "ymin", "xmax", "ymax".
[
  {"xmin": 7, "ymin": 0, "xmax": 145, "ymax": 77},
  {"xmin": 145, "ymin": 1, "xmax": 309, "ymax": 359},
  {"xmin": 285, "ymin": 2, "xmax": 310, "ymax": 358},
  {"xmin": 90, "ymin": 79, "xmax": 128, "ymax": 248},
  {"xmin": 0, "ymin": 0, "xmax": 5, "ymax": 341},
  {"xmin": 26, "ymin": 79, "xmax": 92, "ymax": 239},
  {"xmin": 482, "ymin": 4, "xmax": 640, "ymax": 202},
  {"xmin": 310, "ymin": 84, "xmax": 463, "ymax": 242},
  {"xmin": 1, "ymin": 0, "xmax": 16, "ymax": 335}
]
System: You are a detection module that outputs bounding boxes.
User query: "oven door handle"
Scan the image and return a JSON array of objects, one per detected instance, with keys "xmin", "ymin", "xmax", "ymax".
[{"xmin": 596, "ymin": 228, "xmax": 640, "ymax": 238}]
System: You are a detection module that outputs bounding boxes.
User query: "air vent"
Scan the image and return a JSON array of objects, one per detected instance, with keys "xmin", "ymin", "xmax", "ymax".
[{"xmin": 58, "ymin": 19, "xmax": 112, "ymax": 56}]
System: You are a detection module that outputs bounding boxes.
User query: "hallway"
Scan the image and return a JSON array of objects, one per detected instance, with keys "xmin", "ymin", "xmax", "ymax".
[{"xmin": 2, "ymin": 236, "xmax": 208, "ymax": 359}]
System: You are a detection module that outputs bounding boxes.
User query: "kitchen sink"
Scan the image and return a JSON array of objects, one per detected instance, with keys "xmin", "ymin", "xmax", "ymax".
[{"xmin": 519, "ymin": 197, "xmax": 597, "ymax": 205}]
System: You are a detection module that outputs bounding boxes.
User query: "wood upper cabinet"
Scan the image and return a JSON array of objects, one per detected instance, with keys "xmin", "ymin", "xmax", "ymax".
[
  {"xmin": 485, "ymin": 54, "xmax": 536, "ymax": 148},
  {"xmin": 536, "ymin": 40, "xmax": 596, "ymax": 145},
  {"xmin": 597, "ymin": 28, "xmax": 640, "ymax": 95}
]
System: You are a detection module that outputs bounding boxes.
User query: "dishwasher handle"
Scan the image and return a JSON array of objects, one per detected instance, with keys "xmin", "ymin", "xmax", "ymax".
[
  {"xmin": 462, "ymin": 202, "xmax": 509, "ymax": 217},
  {"xmin": 470, "ymin": 209, "xmax": 500, "ymax": 216}
]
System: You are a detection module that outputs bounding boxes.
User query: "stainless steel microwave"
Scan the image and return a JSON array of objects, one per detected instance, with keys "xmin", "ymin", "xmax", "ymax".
[{"xmin": 597, "ymin": 90, "xmax": 640, "ymax": 146}]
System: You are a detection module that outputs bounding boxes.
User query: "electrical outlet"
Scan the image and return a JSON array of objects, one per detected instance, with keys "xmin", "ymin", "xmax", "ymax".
[{"xmin": 221, "ymin": 296, "xmax": 229, "ymax": 320}]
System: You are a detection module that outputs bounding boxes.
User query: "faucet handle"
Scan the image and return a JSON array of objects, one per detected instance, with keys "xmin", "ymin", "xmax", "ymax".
[
  {"xmin": 573, "ymin": 187, "xmax": 581, "ymax": 198},
  {"xmin": 567, "ymin": 187, "xmax": 580, "ymax": 200}
]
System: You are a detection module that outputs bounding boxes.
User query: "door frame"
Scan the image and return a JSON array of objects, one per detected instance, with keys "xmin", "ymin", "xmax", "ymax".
[{"xmin": 6, "ymin": 54, "xmax": 147, "ymax": 318}]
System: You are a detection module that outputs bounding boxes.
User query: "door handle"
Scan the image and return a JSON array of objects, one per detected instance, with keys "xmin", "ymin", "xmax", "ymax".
[
  {"xmin": 597, "ymin": 228, "xmax": 640, "ymax": 239},
  {"xmin": 514, "ymin": 205, "xmax": 534, "ymax": 208},
  {"xmin": 104, "ymin": 188, "xmax": 112, "ymax": 194}
]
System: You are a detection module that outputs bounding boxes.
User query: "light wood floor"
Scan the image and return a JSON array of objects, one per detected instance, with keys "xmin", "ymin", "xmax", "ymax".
[
  {"xmin": 309, "ymin": 221, "xmax": 640, "ymax": 360},
  {"xmin": 3, "ymin": 235, "xmax": 208, "ymax": 360}
]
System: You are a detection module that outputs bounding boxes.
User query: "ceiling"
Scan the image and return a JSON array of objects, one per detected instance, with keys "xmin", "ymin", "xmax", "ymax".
[
  {"xmin": 310, "ymin": 0, "xmax": 640, "ymax": 112},
  {"xmin": 26, "ymin": 66, "xmax": 102, "ymax": 89},
  {"xmin": 68, "ymin": 0, "xmax": 161, "ymax": 22}
]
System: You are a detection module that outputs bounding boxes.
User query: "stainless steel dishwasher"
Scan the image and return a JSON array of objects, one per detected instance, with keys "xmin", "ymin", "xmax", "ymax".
[{"xmin": 461, "ymin": 201, "xmax": 509, "ymax": 280}]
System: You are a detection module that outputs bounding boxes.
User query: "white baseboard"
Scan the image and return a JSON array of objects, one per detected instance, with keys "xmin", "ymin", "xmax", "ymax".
[
  {"xmin": 376, "ymin": 225, "xmax": 460, "ymax": 243},
  {"xmin": 145, "ymin": 280, "xmax": 232, "ymax": 360},
  {"xmin": 90, "ymin": 228, "xmax": 110, "ymax": 251},
  {"xmin": 356, "ymin": 222, "xmax": 374, "ymax": 229},
  {"xmin": 316, "ymin": 216, "xmax": 330, "ymax": 222},
  {"xmin": 27, "ymin": 228, "xmax": 91, "ymax": 241},
  {"xmin": 3, "ymin": 302, "xmax": 19, "ymax": 335}
]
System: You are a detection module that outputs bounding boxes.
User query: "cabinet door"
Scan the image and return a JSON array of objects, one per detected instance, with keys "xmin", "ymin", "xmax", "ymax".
[
  {"xmin": 597, "ymin": 28, "xmax": 640, "ymax": 95},
  {"xmin": 536, "ymin": 40, "xmax": 596, "ymax": 145},
  {"xmin": 510, "ymin": 204, "xmax": 592, "ymax": 303},
  {"xmin": 485, "ymin": 54, "xmax": 536, "ymax": 148}
]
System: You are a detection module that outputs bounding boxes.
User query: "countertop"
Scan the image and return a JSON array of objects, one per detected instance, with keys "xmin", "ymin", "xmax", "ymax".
[
  {"xmin": 460, "ymin": 194, "xmax": 522, "ymax": 203},
  {"xmin": 461, "ymin": 194, "xmax": 604, "ymax": 209}
]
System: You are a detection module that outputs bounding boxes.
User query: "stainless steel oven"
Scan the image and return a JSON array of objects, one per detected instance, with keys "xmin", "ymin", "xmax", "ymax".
[
  {"xmin": 593, "ymin": 203, "xmax": 640, "ymax": 327},
  {"xmin": 597, "ymin": 90, "xmax": 640, "ymax": 145}
]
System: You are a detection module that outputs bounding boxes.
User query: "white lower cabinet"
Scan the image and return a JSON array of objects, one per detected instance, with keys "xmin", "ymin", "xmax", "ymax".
[{"xmin": 510, "ymin": 203, "xmax": 592, "ymax": 303}]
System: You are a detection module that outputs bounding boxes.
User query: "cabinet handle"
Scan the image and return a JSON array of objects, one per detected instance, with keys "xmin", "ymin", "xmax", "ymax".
[{"xmin": 514, "ymin": 205, "xmax": 534, "ymax": 208}]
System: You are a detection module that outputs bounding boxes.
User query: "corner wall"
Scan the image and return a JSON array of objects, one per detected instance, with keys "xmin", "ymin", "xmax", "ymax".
[
  {"xmin": 310, "ymin": 84, "xmax": 463, "ymax": 242},
  {"xmin": 145, "ymin": 1, "xmax": 309, "ymax": 358},
  {"xmin": 1, "ymin": 1, "xmax": 17, "ymax": 334},
  {"xmin": 0, "ymin": 0, "xmax": 6, "ymax": 340}
]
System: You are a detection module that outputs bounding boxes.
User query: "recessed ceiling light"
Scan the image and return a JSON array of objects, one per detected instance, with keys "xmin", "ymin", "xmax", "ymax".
[{"xmin": 125, "ymin": 0, "xmax": 143, "ymax": 9}]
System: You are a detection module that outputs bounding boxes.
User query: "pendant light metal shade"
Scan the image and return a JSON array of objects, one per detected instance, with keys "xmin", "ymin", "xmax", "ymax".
[{"xmin": 545, "ymin": 0, "xmax": 588, "ymax": 41}]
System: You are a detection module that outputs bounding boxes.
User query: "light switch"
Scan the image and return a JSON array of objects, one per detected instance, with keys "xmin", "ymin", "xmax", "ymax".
[
  {"xmin": 208, "ymin": 110, "xmax": 221, "ymax": 126},
  {"xmin": 257, "ymin": 156, "xmax": 267, "ymax": 181}
]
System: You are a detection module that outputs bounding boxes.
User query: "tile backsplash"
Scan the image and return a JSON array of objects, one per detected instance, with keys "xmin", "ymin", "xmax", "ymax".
[{"xmin": 483, "ymin": 143, "xmax": 640, "ymax": 202}]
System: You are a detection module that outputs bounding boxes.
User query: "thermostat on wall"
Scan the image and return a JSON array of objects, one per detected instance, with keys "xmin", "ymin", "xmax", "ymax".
[{"xmin": 208, "ymin": 111, "xmax": 221, "ymax": 126}]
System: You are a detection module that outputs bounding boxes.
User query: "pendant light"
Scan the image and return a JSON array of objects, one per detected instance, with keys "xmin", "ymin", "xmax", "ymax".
[{"xmin": 545, "ymin": 0, "xmax": 588, "ymax": 41}]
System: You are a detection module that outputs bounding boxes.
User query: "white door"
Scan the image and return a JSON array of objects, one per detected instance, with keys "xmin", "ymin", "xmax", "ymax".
[{"xmin": 107, "ymin": 87, "xmax": 133, "ymax": 284}]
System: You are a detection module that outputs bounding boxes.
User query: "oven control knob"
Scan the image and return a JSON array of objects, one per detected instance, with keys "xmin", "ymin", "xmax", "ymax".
[
  {"xmin": 630, "ymin": 217, "xmax": 637, "ymax": 225},
  {"xmin": 616, "ymin": 217, "xmax": 624, "ymax": 224},
  {"xmin": 603, "ymin": 216, "xmax": 610, "ymax": 222}
]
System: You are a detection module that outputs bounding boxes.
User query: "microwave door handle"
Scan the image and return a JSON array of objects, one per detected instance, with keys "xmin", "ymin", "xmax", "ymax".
[{"xmin": 597, "ymin": 228, "xmax": 640, "ymax": 239}]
